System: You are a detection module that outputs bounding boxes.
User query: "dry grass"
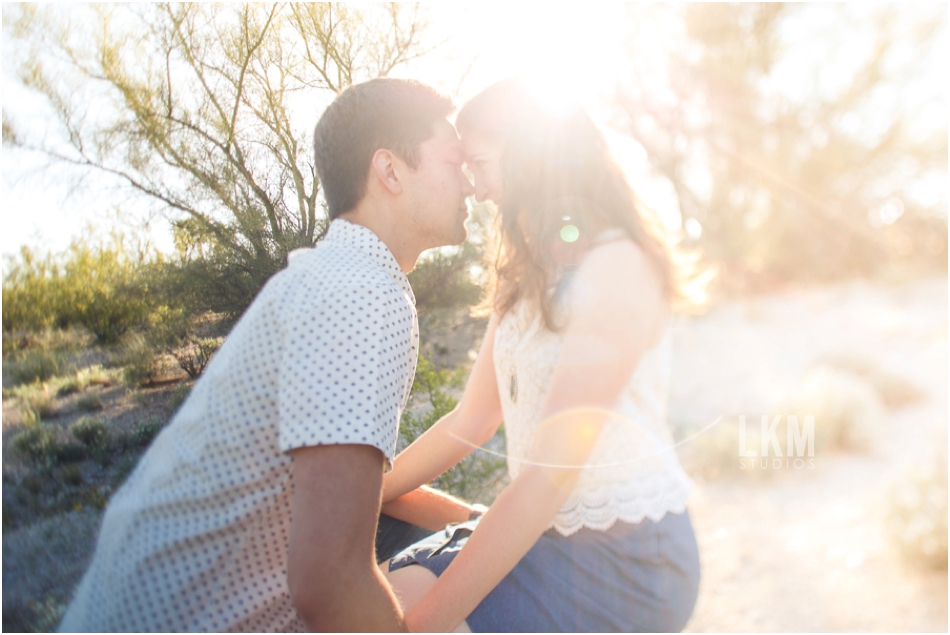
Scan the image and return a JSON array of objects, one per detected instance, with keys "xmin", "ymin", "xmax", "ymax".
[{"xmin": 885, "ymin": 435, "xmax": 948, "ymax": 570}]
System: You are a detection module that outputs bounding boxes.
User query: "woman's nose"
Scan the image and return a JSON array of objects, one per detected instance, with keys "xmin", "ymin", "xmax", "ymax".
[
  {"xmin": 474, "ymin": 181, "xmax": 491, "ymax": 203},
  {"xmin": 462, "ymin": 173, "xmax": 476, "ymax": 198}
]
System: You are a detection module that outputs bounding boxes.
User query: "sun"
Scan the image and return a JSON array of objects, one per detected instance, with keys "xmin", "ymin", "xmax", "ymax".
[{"xmin": 439, "ymin": 4, "xmax": 635, "ymax": 111}]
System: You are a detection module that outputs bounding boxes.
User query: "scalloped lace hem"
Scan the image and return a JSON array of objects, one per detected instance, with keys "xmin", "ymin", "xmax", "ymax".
[{"xmin": 550, "ymin": 487, "xmax": 692, "ymax": 537}]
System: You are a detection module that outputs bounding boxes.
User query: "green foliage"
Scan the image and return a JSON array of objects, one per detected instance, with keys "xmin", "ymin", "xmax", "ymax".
[
  {"xmin": 61, "ymin": 243, "xmax": 155, "ymax": 343},
  {"xmin": 1, "ymin": 247, "xmax": 61, "ymax": 332},
  {"xmin": 54, "ymin": 443, "xmax": 88, "ymax": 465},
  {"xmin": 167, "ymin": 382, "xmax": 192, "ymax": 414},
  {"xmin": 20, "ymin": 407, "xmax": 42, "ymax": 427},
  {"xmin": 117, "ymin": 334, "xmax": 161, "ymax": 387},
  {"xmin": 410, "ymin": 202, "xmax": 496, "ymax": 315},
  {"xmin": 2, "ymin": 238, "xmax": 161, "ymax": 343},
  {"xmin": 69, "ymin": 416, "xmax": 109, "ymax": 447},
  {"xmin": 76, "ymin": 392, "xmax": 104, "ymax": 412},
  {"xmin": 12, "ymin": 424, "xmax": 58, "ymax": 466},
  {"xmin": 78, "ymin": 364, "xmax": 113, "ymax": 387},
  {"xmin": 7, "ymin": 3, "xmax": 439, "ymax": 320},
  {"xmin": 56, "ymin": 377, "xmax": 83, "ymax": 397},
  {"xmin": 14, "ymin": 383, "xmax": 55, "ymax": 420},
  {"xmin": 61, "ymin": 464, "xmax": 84, "ymax": 486},
  {"xmin": 28, "ymin": 595, "xmax": 68, "ymax": 633},
  {"xmin": 400, "ymin": 356, "xmax": 507, "ymax": 504},
  {"xmin": 130, "ymin": 417, "xmax": 166, "ymax": 448},
  {"xmin": 56, "ymin": 365, "xmax": 112, "ymax": 396},
  {"xmin": 6, "ymin": 348, "xmax": 65, "ymax": 386},
  {"xmin": 409, "ymin": 246, "xmax": 484, "ymax": 314}
]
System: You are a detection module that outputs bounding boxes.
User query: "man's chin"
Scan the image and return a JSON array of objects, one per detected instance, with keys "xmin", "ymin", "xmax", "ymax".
[
  {"xmin": 453, "ymin": 224, "xmax": 469, "ymax": 245},
  {"xmin": 441, "ymin": 221, "xmax": 468, "ymax": 247}
]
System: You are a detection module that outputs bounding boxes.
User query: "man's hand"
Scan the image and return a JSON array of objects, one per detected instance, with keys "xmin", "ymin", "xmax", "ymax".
[{"xmin": 287, "ymin": 444, "xmax": 406, "ymax": 632}]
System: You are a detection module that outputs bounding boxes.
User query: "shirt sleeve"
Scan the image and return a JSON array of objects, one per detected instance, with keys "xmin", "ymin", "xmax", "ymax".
[{"xmin": 277, "ymin": 280, "xmax": 407, "ymax": 469}]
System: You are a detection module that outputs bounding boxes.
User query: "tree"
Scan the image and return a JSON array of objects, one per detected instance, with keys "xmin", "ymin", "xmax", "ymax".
[
  {"xmin": 4, "ymin": 3, "xmax": 440, "ymax": 316},
  {"xmin": 613, "ymin": 4, "xmax": 947, "ymax": 292}
]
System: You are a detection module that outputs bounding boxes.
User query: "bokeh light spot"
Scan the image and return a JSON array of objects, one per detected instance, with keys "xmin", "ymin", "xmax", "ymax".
[{"xmin": 560, "ymin": 224, "xmax": 580, "ymax": 243}]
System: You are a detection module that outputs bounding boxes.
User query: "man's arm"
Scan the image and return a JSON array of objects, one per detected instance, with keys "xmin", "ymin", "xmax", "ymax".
[{"xmin": 287, "ymin": 444, "xmax": 406, "ymax": 632}]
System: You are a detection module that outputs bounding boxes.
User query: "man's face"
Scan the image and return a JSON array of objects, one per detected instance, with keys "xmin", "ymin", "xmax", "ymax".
[{"xmin": 402, "ymin": 119, "xmax": 475, "ymax": 249}]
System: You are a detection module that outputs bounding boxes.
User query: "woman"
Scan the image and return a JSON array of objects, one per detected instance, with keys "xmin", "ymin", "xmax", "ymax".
[{"xmin": 380, "ymin": 79, "xmax": 702, "ymax": 632}]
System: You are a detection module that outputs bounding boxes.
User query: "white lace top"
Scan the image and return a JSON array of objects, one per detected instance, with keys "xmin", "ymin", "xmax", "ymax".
[{"xmin": 493, "ymin": 288, "xmax": 693, "ymax": 537}]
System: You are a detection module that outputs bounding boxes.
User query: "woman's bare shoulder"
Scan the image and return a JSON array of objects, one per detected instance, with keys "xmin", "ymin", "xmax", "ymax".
[{"xmin": 576, "ymin": 236, "xmax": 662, "ymax": 296}]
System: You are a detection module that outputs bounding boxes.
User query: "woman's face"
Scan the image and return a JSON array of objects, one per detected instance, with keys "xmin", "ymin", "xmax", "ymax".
[{"xmin": 461, "ymin": 130, "xmax": 505, "ymax": 205}]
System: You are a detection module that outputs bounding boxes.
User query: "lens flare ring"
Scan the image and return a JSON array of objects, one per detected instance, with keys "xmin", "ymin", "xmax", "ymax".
[{"xmin": 447, "ymin": 410, "xmax": 724, "ymax": 470}]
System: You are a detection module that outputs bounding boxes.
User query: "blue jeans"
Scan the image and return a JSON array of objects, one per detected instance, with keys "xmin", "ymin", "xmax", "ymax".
[{"xmin": 390, "ymin": 509, "xmax": 702, "ymax": 632}]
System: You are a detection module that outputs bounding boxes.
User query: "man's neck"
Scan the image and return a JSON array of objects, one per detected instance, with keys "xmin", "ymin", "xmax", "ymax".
[{"xmin": 337, "ymin": 208, "xmax": 419, "ymax": 274}]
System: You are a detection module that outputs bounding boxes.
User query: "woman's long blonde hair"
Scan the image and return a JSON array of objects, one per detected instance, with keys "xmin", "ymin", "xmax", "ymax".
[{"xmin": 457, "ymin": 79, "xmax": 707, "ymax": 330}]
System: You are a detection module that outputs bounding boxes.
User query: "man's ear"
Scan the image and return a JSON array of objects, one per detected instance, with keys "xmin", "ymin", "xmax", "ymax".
[{"xmin": 369, "ymin": 149, "xmax": 403, "ymax": 195}]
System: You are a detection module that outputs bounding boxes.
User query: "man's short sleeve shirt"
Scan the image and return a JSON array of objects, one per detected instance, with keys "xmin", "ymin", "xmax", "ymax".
[{"xmin": 58, "ymin": 219, "xmax": 419, "ymax": 632}]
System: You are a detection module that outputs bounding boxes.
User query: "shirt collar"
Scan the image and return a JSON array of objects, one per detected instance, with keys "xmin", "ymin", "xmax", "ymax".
[{"xmin": 324, "ymin": 218, "xmax": 415, "ymax": 305}]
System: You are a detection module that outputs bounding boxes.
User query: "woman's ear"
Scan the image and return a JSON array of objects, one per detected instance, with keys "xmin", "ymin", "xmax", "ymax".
[{"xmin": 370, "ymin": 148, "xmax": 403, "ymax": 195}]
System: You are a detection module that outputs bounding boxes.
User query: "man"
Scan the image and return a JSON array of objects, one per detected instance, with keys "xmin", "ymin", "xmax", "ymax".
[{"xmin": 59, "ymin": 78, "xmax": 477, "ymax": 632}]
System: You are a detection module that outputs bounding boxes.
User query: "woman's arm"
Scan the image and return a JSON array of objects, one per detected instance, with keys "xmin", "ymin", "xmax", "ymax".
[
  {"xmin": 382, "ymin": 314, "xmax": 505, "ymax": 504},
  {"xmin": 381, "ymin": 485, "xmax": 478, "ymax": 531},
  {"xmin": 403, "ymin": 240, "xmax": 667, "ymax": 632}
]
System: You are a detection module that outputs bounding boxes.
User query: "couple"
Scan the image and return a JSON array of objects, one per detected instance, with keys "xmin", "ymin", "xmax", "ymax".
[{"xmin": 59, "ymin": 78, "xmax": 700, "ymax": 632}]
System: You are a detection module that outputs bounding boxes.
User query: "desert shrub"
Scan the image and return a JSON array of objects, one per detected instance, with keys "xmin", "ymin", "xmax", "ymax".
[
  {"xmin": 69, "ymin": 416, "xmax": 109, "ymax": 447},
  {"xmin": 117, "ymin": 334, "xmax": 161, "ymax": 386},
  {"xmin": 400, "ymin": 356, "xmax": 507, "ymax": 504},
  {"xmin": 682, "ymin": 421, "xmax": 742, "ymax": 480},
  {"xmin": 11, "ymin": 424, "xmax": 58, "ymax": 466},
  {"xmin": 819, "ymin": 354, "xmax": 926, "ymax": 410},
  {"xmin": 6, "ymin": 348, "xmax": 64, "ymax": 386},
  {"xmin": 76, "ymin": 392, "xmax": 104, "ymax": 412},
  {"xmin": 20, "ymin": 407, "xmax": 42, "ymax": 427},
  {"xmin": 61, "ymin": 464, "xmax": 84, "ymax": 486},
  {"xmin": 885, "ymin": 440, "xmax": 948, "ymax": 569},
  {"xmin": 131, "ymin": 417, "xmax": 166, "ymax": 448},
  {"xmin": 113, "ymin": 454, "xmax": 141, "ymax": 487},
  {"xmin": 61, "ymin": 243, "xmax": 155, "ymax": 344},
  {"xmin": 56, "ymin": 377, "xmax": 83, "ymax": 396},
  {"xmin": 170, "ymin": 337, "xmax": 221, "ymax": 379},
  {"xmin": 408, "ymin": 202, "xmax": 495, "ymax": 314},
  {"xmin": 15, "ymin": 384, "xmax": 55, "ymax": 420},
  {"xmin": 28, "ymin": 595, "xmax": 68, "ymax": 633},
  {"xmin": 54, "ymin": 443, "xmax": 87, "ymax": 465},
  {"xmin": 168, "ymin": 382, "xmax": 192, "ymax": 414},
  {"xmin": 1, "ymin": 247, "xmax": 62, "ymax": 332},
  {"xmin": 786, "ymin": 366, "xmax": 885, "ymax": 452},
  {"xmin": 78, "ymin": 364, "xmax": 113, "ymax": 387},
  {"xmin": 2, "ymin": 235, "xmax": 170, "ymax": 344},
  {"xmin": 56, "ymin": 365, "xmax": 109, "ymax": 396}
]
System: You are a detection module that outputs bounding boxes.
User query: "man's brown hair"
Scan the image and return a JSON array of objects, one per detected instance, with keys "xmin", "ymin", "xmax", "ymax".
[{"xmin": 314, "ymin": 78, "xmax": 454, "ymax": 219}]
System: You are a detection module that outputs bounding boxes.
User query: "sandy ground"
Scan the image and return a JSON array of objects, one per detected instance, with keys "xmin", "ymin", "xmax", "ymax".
[{"xmin": 673, "ymin": 276, "xmax": 948, "ymax": 632}]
